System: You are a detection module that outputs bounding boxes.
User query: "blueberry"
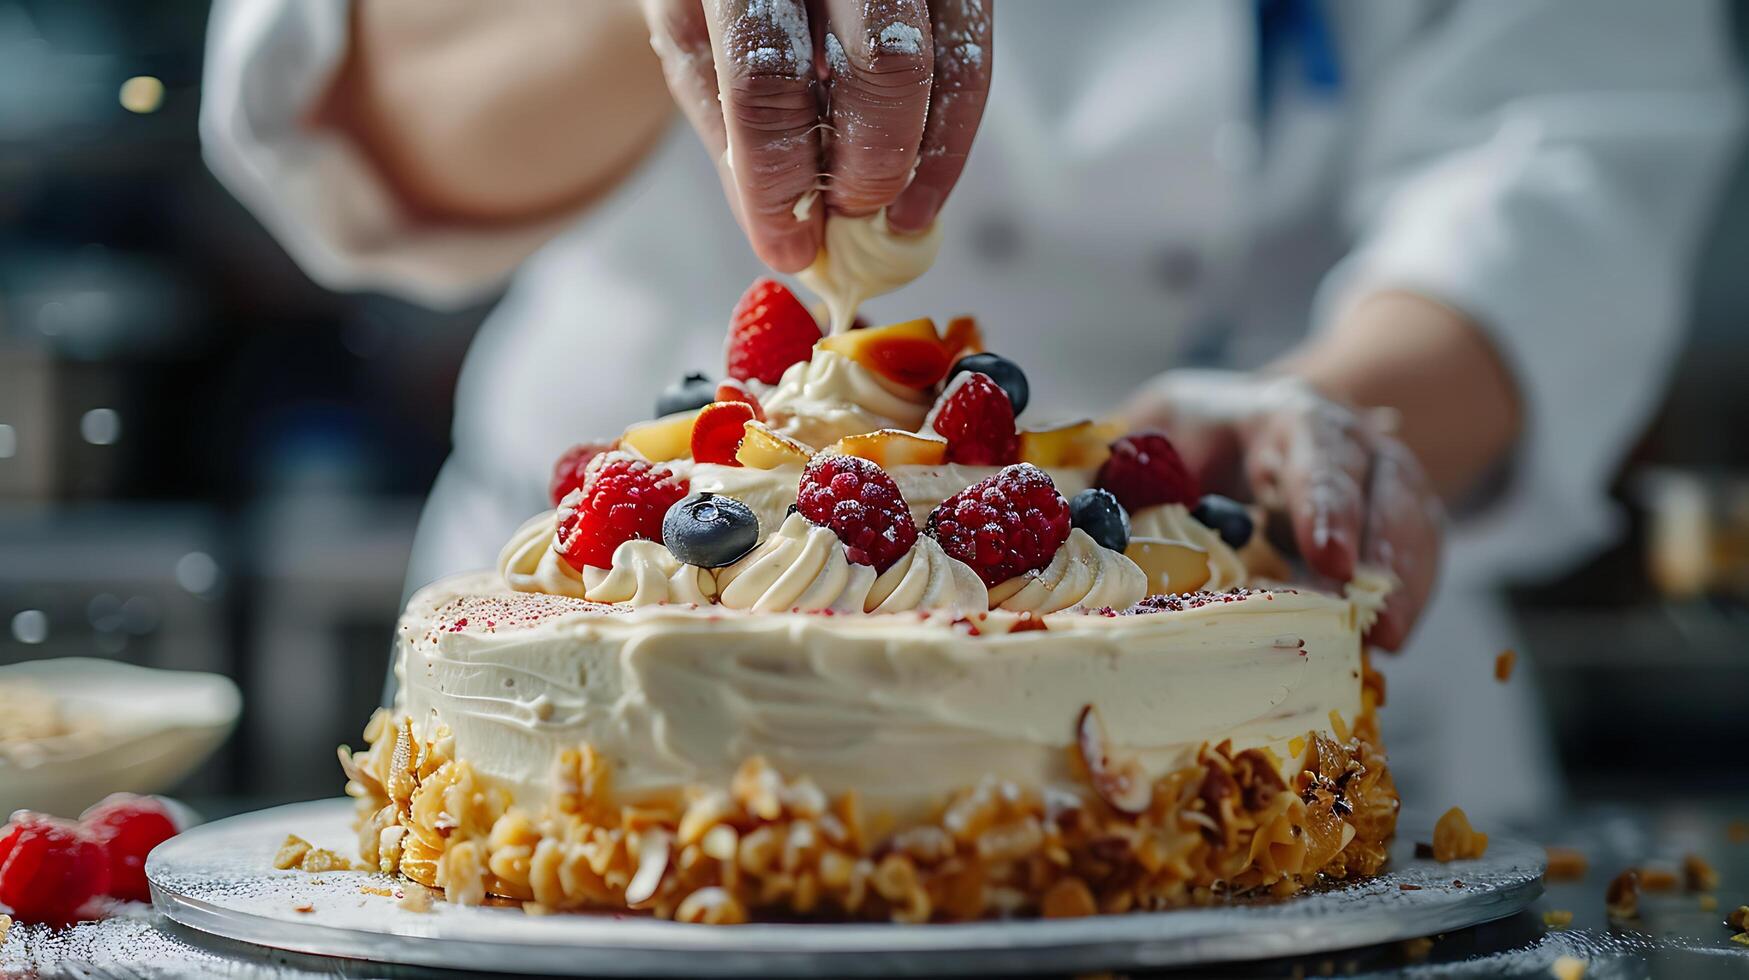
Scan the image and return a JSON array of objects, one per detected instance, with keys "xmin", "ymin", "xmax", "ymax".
[
  {"xmin": 948, "ymin": 353, "xmax": 1029, "ymax": 416},
  {"xmin": 1069, "ymin": 488, "xmax": 1130, "ymax": 552},
  {"xmin": 656, "ymin": 372, "xmax": 715, "ymax": 417},
  {"xmin": 1190, "ymin": 494, "xmax": 1254, "ymax": 548},
  {"xmin": 663, "ymin": 493, "xmax": 760, "ymax": 568}
]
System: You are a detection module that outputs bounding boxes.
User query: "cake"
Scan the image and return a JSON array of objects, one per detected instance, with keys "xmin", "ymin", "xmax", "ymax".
[{"xmin": 339, "ymin": 280, "xmax": 1399, "ymax": 923}]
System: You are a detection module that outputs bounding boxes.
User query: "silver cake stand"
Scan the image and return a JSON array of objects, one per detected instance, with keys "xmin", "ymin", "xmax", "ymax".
[{"xmin": 147, "ymin": 799, "xmax": 1544, "ymax": 976}]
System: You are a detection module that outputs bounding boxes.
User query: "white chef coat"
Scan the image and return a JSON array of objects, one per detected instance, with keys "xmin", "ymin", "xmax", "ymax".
[{"xmin": 202, "ymin": 0, "xmax": 1744, "ymax": 825}]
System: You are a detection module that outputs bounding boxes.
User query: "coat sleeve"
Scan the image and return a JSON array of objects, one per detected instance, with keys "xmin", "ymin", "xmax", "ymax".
[
  {"xmin": 199, "ymin": 0, "xmax": 577, "ymax": 310},
  {"xmin": 1316, "ymin": 0, "xmax": 1745, "ymax": 581}
]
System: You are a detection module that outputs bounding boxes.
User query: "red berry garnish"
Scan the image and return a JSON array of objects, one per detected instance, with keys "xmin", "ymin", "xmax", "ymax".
[
  {"xmin": 0, "ymin": 813, "xmax": 110, "ymax": 924},
  {"xmin": 548, "ymin": 441, "xmax": 615, "ymax": 507},
  {"xmin": 81, "ymin": 793, "xmax": 178, "ymax": 903},
  {"xmin": 690, "ymin": 401, "xmax": 757, "ymax": 466},
  {"xmin": 713, "ymin": 379, "xmax": 766, "ymax": 421},
  {"xmin": 795, "ymin": 454, "xmax": 917, "ymax": 572},
  {"xmin": 1095, "ymin": 431, "xmax": 1200, "ymax": 512},
  {"xmin": 928, "ymin": 372, "xmax": 1019, "ymax": 465},
  {"xmin": 926, "ymin": 463, "xmax": 1071, "ymax": 587},
  {"xmin": 727, "ymin": 278, "xmax": 821, "ymax": 384},
  {"xmin": 555, "ymin": 452, "xmax": 690, "ymax": 570}
]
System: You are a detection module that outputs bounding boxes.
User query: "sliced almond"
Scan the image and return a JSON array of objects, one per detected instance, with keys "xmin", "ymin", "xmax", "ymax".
[
  {"xmin": 1076, "ymin": 705, "xmax": 1151, "ymax": 815},
  {"xmin": 624, "ymin": 829, "xmax": 671, "ymax": 908}
]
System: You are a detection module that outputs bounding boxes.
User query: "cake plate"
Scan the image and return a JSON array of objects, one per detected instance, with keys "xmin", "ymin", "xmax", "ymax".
[{"xmin": 148, "ymin": 799, "xmax": 1544, "ymax": 976}]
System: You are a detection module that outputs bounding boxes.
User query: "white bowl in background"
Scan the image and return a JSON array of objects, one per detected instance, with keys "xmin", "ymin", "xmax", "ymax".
[{"xmin": 0, "ymin": 658, "xmax": 241, "ymax": 818}]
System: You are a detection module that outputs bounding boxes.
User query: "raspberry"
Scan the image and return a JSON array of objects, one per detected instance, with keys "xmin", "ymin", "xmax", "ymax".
[
  {"xmin": 82, "ymin": 793, "xmax": 178, "ymax": 903},
  {"xmin": 926, "ymin": 463, "xmax": 1071, "ymax": 587},
  {"xmin": 927, "ymin": 372, "xmax": 1019, "ymax": 465},
  {"xmin": 548, "ymin": 441, "xmax": 615, "ymax": 507},
  {"xmin": 726, "ymin": 278, "xmax": 821, "ymax": 384},
  {"xmin": 0, "ymin": 813, "xmax": 109, "ymax": 924},
  {"xmin": 796, "ymin": 454, "xmax": 917, "ymax": 572},
  {"xmin": 1095, "ymin": 430, "xmax": 1200, "ymax": 512},
  {"xmin": 555, "ymin": 452, "xmax": 689, "ymax": 570}
]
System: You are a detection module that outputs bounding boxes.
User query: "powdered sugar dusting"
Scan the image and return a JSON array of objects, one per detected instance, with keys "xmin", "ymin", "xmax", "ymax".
[
  {"xmin": 825, "ymin": 31, "xmax": 850, "ymax": 73},
  {"xmin": 737, "ymin": 0, "xmax": 813, "ymax": 78},
  {"xmin": 877, "ymin": 21, "xmax": 924, "ymax": 55}
]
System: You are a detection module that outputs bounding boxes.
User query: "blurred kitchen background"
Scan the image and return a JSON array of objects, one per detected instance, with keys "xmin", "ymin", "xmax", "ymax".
[{"xmin": 0, "ymin": 1, "xmax": 1746, "ymax": 813}]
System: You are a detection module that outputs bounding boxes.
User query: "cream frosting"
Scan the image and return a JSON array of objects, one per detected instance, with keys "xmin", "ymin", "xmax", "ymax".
[
  {"xmin": 582, "ymin": 540, "xmax": 717, "ymax": 607},
  {"xmin": 989, "ymin": 529, "xmax": 1148, "ymax": 613},
  {"xmin": 396, "ymin": 572, "xmax": 1369, "ymax": 821},
  {"xmin": 1130, "ymin": 504, "xmax": 1248, "ymax": 591},
  {"xmin": 797, "ymin": 210, "xmax": 943, "ymax": 334},
  {"xmin": 716, "ymin": 513, "xmax": 876, "ymax": 613},
  {"xmin": 497, "ymin": 512, "xmax": 585, "ymax": 599},
  {"xmin": 864, "ymin": 534, "xmax": 989, "ymax": 614},
  {"xmin": 762, "ymin": 351, "xmax": 932, "ymax": 449}
]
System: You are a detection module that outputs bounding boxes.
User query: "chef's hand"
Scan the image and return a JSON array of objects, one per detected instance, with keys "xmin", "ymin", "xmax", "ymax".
[
  {"xmin": 1123, "ymin": 371, "xmax": 1444, "ymax": 652},
  {"xmin": 642, "ymin": 0, "xmax": 993, "ymax": 272}
]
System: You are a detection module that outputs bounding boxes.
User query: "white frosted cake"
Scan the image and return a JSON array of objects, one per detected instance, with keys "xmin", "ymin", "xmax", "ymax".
[{"xmin": 341, "ymin": 282, "xmax": 1398, "ymax": 922}]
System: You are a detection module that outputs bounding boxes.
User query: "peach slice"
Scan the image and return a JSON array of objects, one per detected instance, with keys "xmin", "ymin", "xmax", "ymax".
[
  {"xmin": 822, "ymin": 429, "xmax": 948, "ymax": 467},
  {"xmin": 735, "ymin": 421, "xmax": 814, "ymax": 468},
  {"xmin": 818, "ymin": 318, "xmax": 951, "ymax": 389},
  {"xmin": 1077, "ymin": 705, "xmax": 1151, "ymax": 814},
  {"xmin": 620, "ymin": 409, "xmax": 701, "ymax": 462},
  {"xmin": 943, "ymin": 315, "xmax": 985, "ymax": 360},
  {"xmin": 1018, "ymin": 420, "xmax": 1123, "ymax": 468},
  {"xmin": 1124, "ymin": 538, "xmax": 1212, "ymax": 595}
]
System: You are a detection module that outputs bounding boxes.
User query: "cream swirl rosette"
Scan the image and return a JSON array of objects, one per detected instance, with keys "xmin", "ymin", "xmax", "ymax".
[
  {"xmin": 717, "ymin": 513, "xmax": 987, "ymax": 614},
  {"xmin": 583, "ymin": 540, "xmax": 717, "ymax": 607},
  {"xmin": 988, "ymin": 529, "xmax": 1147, "ymax": 613},
  {"xmin": 762, "ymin": 351, "xmax": 931, "ymax": 449},
  {"xmin": 716, "ymin": 513, "xmax": 876, "ymax": 612},
  {"xmin": 497, "ymin": 511, "xmax": 585, "ymax": 599}
]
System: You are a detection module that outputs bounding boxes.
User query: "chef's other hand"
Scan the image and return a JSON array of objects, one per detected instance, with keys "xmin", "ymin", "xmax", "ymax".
[
  {"xmin": 1123, "ymin": 371, "xmax": 1443, "ymax": 652},
  {"xmin": 643, "ymin": 0, "xmax": 993, "ymax": 272}
]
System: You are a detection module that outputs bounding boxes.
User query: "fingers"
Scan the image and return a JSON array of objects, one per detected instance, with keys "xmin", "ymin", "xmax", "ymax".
[
  {"xmin": 888, "ymin": 0, "xmax": 993, "ymax": 233},
  {"xmin": 1358, "ymin": 438, "xmax": 1443, "ymax": 651},
  {"xmin": 644, "ymin": 0, "xmax": 749, "ymax": 227},
  {"xmin": 819, "ymin": 0, "xmax": 933, "ymax": 216},
  {"xmin": 707, "ymin": 0, "xmax": 824, "ymax": 272},
  {"xmin": 1250, "ymin": 404, "xmax": 1368, "ymax": 583}
]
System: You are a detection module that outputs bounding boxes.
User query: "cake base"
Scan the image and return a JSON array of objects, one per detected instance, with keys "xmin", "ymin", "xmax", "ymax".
[
  {"xmin": 339, "ymin": 676, "xmax": 1398, "ymax": 923},
  {"xmin": 146, "ymin": 799, "xmax": 1545, "ymax": 976}
]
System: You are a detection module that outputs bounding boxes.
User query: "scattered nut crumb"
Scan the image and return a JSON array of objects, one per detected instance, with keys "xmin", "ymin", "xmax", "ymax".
[
  {"xmin": 1398, "ymin": 883, "xmax": 1423, "ymax": 891},
  {"xmin": 1550, "ymin": 955, "xmax": 1587, "ymax": 980},
  {"xmin": 1544, "ymin": 846, "xmax": 1588, "ymax": 881},
  {"xmin": 1543, "ymin": 909, "xmax": 1574, "ymax": 929},
  {"xmin": 1494, "ymin": 649, "xmax": 1516, "ymax": 682},
  {"xmin": 1700, "ymin": 894, "xmax": 1719, "ymax": 912},
  {"xmin": 1452, "ymin": 879, "xmax": 1465, "ymax": 888},
  {"xmin": 1401, "ymin": 936, "xmax": 1434, "ymax": 960},
  {"xmin": 1432, "ymin": 808, "xmax": 1488, "ymax": 862},
  {"xmin": 273, "ymin": 833, "xmax": 353, "ymax": 874},
  {"xmin": 360, "ymin": 885, "xmax": 396, "ymax": 898},
  {"xmin": 1683, "ymin": 852, "xmax": 1719, "ymax": 892},
  {"xmin": 398, "ymin": 885, "xmax": 433, "ymax": 913},
  {"xmin": 1605, "ymin": 869, "xmax": 1640, "ymax": 920},
  {"xmin": 1414, "ymin": 841, "xmax": 1435, "ymax": 859},
  {"xmin": 293, "ymin": 902, "xmax": 314, "ymax": 914},
  {"xmin": 1638, "ymin": 866, "xmax": 1678, "ymax": 892},
  {"xmin": 272, "ymin": 834, "xmax": 312, "ymax": 870},
  {"xmin": 1728, "ymin": 905, "xmax": 1749, "ymax": 931}
]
